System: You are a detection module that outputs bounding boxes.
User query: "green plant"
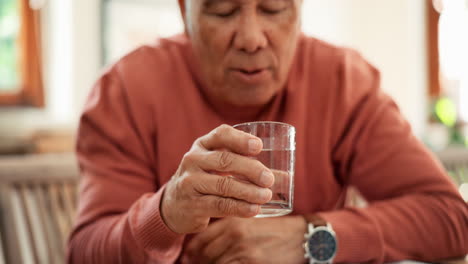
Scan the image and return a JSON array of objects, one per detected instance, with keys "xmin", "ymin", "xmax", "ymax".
[{"xmin": 430, "ymin": 96, "xmax": 467, "ymax": 147}]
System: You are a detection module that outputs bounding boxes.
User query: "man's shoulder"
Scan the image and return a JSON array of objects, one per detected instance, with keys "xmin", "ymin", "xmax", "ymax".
[
  {"xmin": 297, "ymin": 35, "xmax": 379, "ymax": 95},
  {"xmin": 133, "ymin": 34, "xmax": 189, "ymax": 60},
  {"xmin": 299, "ymin": 35, "xmax": 344, "ymax": 57},
  {"xmin": 298, "ymin": 35, "xmax": 372, "ymax": 71},
  {"xmin": 93, "ymin": 34, "xmax": 192, "ymax": 106},
  {"xmin": 109, "ymin": 34, "xmax": 189, "ymax": 75},
  {"xmin": 295, "ymin": 35, "xmax": 381, "ymax": 112}
]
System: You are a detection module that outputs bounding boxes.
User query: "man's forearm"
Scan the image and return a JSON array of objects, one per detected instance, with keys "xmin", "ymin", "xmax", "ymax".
[
  {"xmin": 318, "ymin": 192, "xmax": 468, "ymax": 263},
  {"xmin": 68, "ymin": 191, "xmax": 185, "ymax": 263}
]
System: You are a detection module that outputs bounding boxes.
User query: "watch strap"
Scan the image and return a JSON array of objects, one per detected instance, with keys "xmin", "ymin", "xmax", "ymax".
[
  {"xmin": 303, "ymin": 214, "xmax": 327, "ymax": 227},
  {"xmin": 303, "ymin": 214, "xmax": 336, "ymax": 264}
]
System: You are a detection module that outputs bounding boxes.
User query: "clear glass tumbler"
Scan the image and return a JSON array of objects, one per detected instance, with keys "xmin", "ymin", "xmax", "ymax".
[{"xmin": 233, "ymin": 121, "xmax": 296, "ymax": 218}]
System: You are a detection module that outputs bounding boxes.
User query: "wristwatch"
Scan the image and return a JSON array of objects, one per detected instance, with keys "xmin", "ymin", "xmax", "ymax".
[{"xmin": 303, "ymin": 217, "xmax": 338, "ymax": 264}]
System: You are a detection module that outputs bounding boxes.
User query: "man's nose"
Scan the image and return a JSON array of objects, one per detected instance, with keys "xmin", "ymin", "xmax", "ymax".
[{"xmin": 233, "ymin": 14, "xmax": 268, "ymax": 54}]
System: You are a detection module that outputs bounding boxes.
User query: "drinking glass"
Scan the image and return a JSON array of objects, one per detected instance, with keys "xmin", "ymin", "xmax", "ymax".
[{"xmin": 233, "ymin": 121, "xmax": 295, "ymax": 217}]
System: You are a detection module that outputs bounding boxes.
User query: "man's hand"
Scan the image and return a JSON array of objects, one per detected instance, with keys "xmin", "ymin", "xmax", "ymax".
[
  {"xmin": 161, "ymin": 125, "xmax": 275, "ymax": 234},
  {"xmin": 184, "ymin": 216, "xmax": 308, "ymax": 264}
]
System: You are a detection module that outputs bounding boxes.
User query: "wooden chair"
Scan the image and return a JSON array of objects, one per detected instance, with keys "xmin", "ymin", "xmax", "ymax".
[{"xmin": 0, "ymin": 153, "xmax": 79, "ymax": 264}]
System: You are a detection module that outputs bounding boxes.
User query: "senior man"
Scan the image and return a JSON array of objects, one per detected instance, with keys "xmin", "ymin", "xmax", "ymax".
[{"xmin": 68, "ymin": 0, "xmax": 468, "ymax": 263}]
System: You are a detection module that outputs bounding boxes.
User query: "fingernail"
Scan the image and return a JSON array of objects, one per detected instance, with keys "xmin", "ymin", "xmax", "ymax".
[
  {"xmin": 259, "ymin": 188, "xmax": 272, "ymax": 201},
  {"xmin": 260, "ymin": 170, "xmax": 274, "ymax": 187},
  {"xmin": 248, "ymin": 138, "xmax": 262, "ymax": 153},
  {"xmin": 250, "ymin": 204, "xmax": 259, "ymax": 214}
]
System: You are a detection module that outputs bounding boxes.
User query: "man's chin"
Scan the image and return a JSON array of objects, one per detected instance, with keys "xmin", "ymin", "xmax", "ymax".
[
  {"xmin": 215, "ymin": 81, "xmax": 280, "ymax": 107},
  {"xmin": 227, "ymin": 92, "xmax": 276, "ymax": 108}
]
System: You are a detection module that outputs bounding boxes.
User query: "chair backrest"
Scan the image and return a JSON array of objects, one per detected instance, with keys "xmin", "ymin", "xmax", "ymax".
[{"xmin": 0, "ymin": 153, "xmax": 79, "ymax": 264}]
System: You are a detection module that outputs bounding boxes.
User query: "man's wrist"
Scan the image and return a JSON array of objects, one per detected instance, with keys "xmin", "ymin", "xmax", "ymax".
[
  {"xmin": 160, "ymin": 183, "xmax": 182, "ymax": 234},
  {"xmin": 303, "ymin": 214, "xmax": 327, "ymax": 227},
  {"xmin": 302, "ymin": 214, "xmax": 338, "ymax": 264}
]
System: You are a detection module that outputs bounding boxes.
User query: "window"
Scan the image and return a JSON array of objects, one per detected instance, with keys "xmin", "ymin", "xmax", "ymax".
[
  {"xmin": 430, "ymin": 0, "xmax": 468, "ymax": 122},
  {"xmin": 0, "ymin": 0, "xmax": 43, "ymax": 107},
  {"xmin": 428, "ymin": 0, "xmax": 468, "ymax": 148},
  {"xmin": 0, "ymin": 0, "xmax": 20, "ymax": 92},
  {"xmin": 437, "ymin": 0, "xmax": 468, "ymax": 123}
]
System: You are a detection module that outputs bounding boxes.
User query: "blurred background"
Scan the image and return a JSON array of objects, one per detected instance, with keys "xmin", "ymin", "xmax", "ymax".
[{"xmin": 0, "ymin": 0, "xmax": 467, "ymax": 263}]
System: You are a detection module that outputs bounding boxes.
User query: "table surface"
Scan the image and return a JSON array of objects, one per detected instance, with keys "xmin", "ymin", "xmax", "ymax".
[{"xmin": 390, "ymin": 256, "xmax": 468, "ymax": 264}]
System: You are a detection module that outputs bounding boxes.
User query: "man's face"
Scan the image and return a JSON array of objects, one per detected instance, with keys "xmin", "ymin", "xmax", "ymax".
[{"xmin": 179, "ymin": 0, "xmax": 302, "ymax": 107}]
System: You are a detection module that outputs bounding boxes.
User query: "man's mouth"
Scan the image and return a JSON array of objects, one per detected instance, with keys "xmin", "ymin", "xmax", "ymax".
[
  {"xmin": 239, "ymin": 69, "xmax": 264, "ymax": 75},
  {"xmin": 231, "ymin": 68, "xmax": 270, "ymax": 84}
]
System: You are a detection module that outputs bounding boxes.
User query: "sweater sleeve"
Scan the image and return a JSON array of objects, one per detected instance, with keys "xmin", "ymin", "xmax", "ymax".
[
  {"xmin": 67, "ymin": 69, "xmax": 184, "ymax": 264},
  {"xmin": 316, "ymin": 50, "xmax": 468, "ymax": 263}
]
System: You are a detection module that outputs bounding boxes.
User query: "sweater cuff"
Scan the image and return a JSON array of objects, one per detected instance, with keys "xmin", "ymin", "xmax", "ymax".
[
  {"xmin": 316, "ymin": 209, "xmax": 384, "ymax": 264},
  {"xmin": 129, "ymin": 185, "xmax": 185, "ymax": 261}
]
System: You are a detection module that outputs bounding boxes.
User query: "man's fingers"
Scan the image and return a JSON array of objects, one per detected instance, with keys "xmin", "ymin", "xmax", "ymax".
[
  {"xmin": 193, "ymin": 174, "xmax": 272, "ymax": 204},
  {"xmin": 198, "ymin": 124, "xmax": 263, "ymax": 156},
  {"xmin": 198, "ymin": 233, "xmax": 232, "ymax": 263},
  {"xmin": 200, "ymin": 195, "xmax": 260, "ymax": 218},
  {"xmin": 185, "ymin": 220, "xmax": 228, "ymax": 261},
  {"xmin": 197, "ymin": 150, "xmax": 274, "ymax": 188}
]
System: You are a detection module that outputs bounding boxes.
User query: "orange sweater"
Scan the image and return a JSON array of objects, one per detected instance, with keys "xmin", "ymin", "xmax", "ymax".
[{"xmin": 68, "ymin": 35, "xmax": 468, "ymax": 263}]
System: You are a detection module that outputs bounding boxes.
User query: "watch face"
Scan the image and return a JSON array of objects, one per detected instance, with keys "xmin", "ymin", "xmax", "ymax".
[{"xmin": 308, "ymin": 230, "xmax": 337, "ymax": 261}]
